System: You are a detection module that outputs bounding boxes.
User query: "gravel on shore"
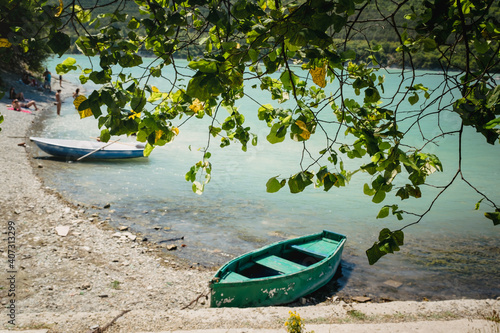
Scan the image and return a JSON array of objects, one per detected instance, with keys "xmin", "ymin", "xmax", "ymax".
[{"xmin": 0, "ymin": 69, "xmax": 498, "ymax": 333}]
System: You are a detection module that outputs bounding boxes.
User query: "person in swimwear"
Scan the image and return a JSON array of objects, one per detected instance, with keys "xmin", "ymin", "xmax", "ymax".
[
  {"xmin": 9, "ymin": 87, "xmax": 25, "ymax": 101},
  {"xmin": 55, "ymin": 89, "xmax": 62, "ymax": 115},
  {"xmin": 12, "ymin": 99, "xmax": 38, "ymax": 111}
]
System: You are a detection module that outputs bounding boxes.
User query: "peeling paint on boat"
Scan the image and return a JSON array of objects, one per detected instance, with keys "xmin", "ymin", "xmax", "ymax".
[
  {"xmin": 261, "ymin": 283, "xmax": 295, "ymax": 298},
  {"xmin": 215, "ymin": 296, "xmax": 236, "ymax": 307}
]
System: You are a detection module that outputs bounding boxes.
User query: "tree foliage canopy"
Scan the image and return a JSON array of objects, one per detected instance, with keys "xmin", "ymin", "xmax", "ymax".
[
  {"xmin": 0, "ymin": 1, "xmax": 52, "ymax": 72},
  {"xmin": 4, "ymin": 0, "xmax": 500, "ymax": 264}
]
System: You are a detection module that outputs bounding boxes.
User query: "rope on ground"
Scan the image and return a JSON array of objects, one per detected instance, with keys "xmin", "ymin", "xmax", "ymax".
[{"xmin": 182, "ymin": 289, "xmax": 210, "ymax": 310}]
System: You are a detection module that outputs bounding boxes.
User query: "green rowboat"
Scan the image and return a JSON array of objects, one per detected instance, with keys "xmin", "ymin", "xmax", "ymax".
[{"xmin": 210, "ymin": 230, "xmax": 346, "ymax": 308}]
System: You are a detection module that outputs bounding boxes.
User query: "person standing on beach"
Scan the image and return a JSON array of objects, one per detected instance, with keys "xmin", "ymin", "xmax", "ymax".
[
  {"xmin": 73, "ymin": 88, "xmax": 80, "ymax": 99},
  {"xmin": 43, "ymin": 69, "xmax": 52, "ymax": 92},
  {"xmin": 55, "ymin": 89, "xmax": 62, "ymax": 115},
  {"xmin": 59, "ymin": 74, "xmax": 63, "ymax": 87}
]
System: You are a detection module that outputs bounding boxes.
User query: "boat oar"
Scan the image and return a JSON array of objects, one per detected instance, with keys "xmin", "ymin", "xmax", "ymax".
[
  {"xmin": 88, "ymin": 137, "xmax": 139, "ymax": 147},
  {"xmin": 74, "ymin": 139, "xmax": 120, "ymax": 162}
]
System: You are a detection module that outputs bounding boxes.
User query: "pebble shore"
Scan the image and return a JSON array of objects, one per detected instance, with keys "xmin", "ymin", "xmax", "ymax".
[{"xmin": 0, "ymin": 69, "xmax": 498, "ymax": 332}]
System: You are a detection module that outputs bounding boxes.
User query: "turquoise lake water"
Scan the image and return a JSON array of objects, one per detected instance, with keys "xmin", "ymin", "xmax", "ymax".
[{"xmin": 31, "ymin": 55, "xmax": 499, "ymax": 301}]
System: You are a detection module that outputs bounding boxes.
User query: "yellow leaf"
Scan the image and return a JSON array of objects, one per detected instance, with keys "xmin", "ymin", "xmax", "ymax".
[
  {"xmin": 55, "ymin": 0, "xmax": 63, "ymax": 17},
  {"xmin": 309, "ymin": 63, "xmax": 327, "ymax": 88},
  {"xmin": 73, "ymin": 95, "xmax": 93, "ymax": 119},
  {"xmin": 172, "ymin": 127, "xmax": 179, "ymax": 135},
  {"xmin": 155, "ymin": 130, "xmax": 163, "ymax": 143},
  {"xmin": 189, "ymin": 99, "xmax": 204, "ymax": 113},
  {"xmin": 152, "ymin": 86, "xmax": 160, "ymax": 93},
  {"xmin": 300, "ymin": 130, "xmax": 311, "ymax": 140},
  {"xmin": 128, "ymin": 110, "xmax": 141, "ymax": 119},
  {"xmin": 295, "ymin": 120, "xmax": 311, "ymax": 140},
  {"xmin": 0, "ymin": 38, "xmax": 12, "ymax": 48},
  {"xmin": 295, "ymin": 120, "xmax": 307, "ymax": 131}
]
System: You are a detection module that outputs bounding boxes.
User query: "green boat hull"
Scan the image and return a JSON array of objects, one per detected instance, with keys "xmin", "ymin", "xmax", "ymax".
[{"xmin": 210, "ymin": 230, "xmax": 346, "ymax": 308}]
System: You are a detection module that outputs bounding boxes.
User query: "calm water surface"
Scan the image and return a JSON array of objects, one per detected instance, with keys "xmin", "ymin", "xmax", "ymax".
[{"xmin": 30, "ymin": 56, "xmax": 500, "ymax": 301}]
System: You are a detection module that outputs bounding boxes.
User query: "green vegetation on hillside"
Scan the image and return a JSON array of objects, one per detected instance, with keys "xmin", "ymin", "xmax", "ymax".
[{"xmin": 53, "ymin": 0, "xmax": 500, "ymax": 71}]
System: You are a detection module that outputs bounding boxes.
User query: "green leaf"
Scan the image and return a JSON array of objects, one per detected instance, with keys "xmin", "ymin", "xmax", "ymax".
[
  {"xmin": 324, "ymin": 173, "xmax": 338, "ymax": 191},
  {"xmin": 127, "ymin": 17, "xmax": 140, "ymax": 30},
  {"xmin": 47, "ymin": 32, "xmax": 71, "ymax": 57},
  {"xmin": 188, "ymin": 58, "xmax": 218, "ymax": 73},
  {"xmin": 99, "ymin": 129, "xmax": 110, "ymax": 142},
  {"xmin": 266, "ymin": 123, "xmax": 287, "ymax": 144},
  {"xmin": 484, "ymin": 117, "xmax": 500, "ymax": 130},
  {"xmin": 288, "ymin": 171, "xmax": 313, "ymax": 194},
  {"xmin": 89, "ymin": 70, "xmax": 111, "ymax": 84},
  {"xmin": 475, "ymin": 198, "xmax": 484, "ymax": 210},
  {"xmin": 372, "ymin": 189, "xmax": 386, "ymax": 203},
  {"xmin": 366, "ymin": 243, "xmax": 385, "ymax": 266},
  {"xmin": 341, "ymin": 49, "xmax": 356, "ymax": 61},
  {"xmin": 56, "ymin": 57, "xmax": 77, "ymax": 74},
  {"xmin": 75, "ymin": 7, "xmax": 91, "ymax": 23},
  {"xmin": 143, "ymin": 143, "xmax": 154, "ymax": 157},
  {"xmin": 222, "ymin": 116, "xmax": 235, "ymax": 130},
  {"xmin": 408, "ymin": 93, "xmax": 419, "ymax": 105},
  {"xmin": 251, "ymin": 134, "xmax": 258, "ymax": 146},
  {"xmin": 392, "ymin": 230, "xmax": 404, "ymax": 245},
  {"xmin": 474, "ymin": 38, "xmax": 490, "ymax": 54},
  {"xmin": 185, "ymin": 165, "xmax": 197, "ymax": 182},
  {"xmin": 209, "ymin": 126, "xmax": 222, "ymax": 137},
  {"xmin": 280, "ymin": 70, "xmax": 300, "ymax": 91},
  {"xmin": 266, "ymin": 177, "xmax": 283, "ymax": 193},
  {"xmin": 484, "ymin": 212, "xmax": 500, "ymax": 226},
  {"xmin": 363, "ymin": 183, "xmax": 376, "ymax": 196},
  {"xmin": 258, "ymin": 104, "xmax": 274, "ymax": 122},
  {"xmin": 118, "ymin": 53, "xmax": 143, "ymax": 68},
  {"xmin": 150, "ymin": 65, "xmax": 162, "ymax": 77},
  {"xmin": 377, "ymin": 206, "xmax": 390, "ymax": 219},
  {"xmin": 486, "ymin": 85, "xmax": 500, "ymax": 108},
  {"xmin": 364, "ymin": 87, "xmax": 380, "ymax": 103},
  {"xmin": 420, "ymin": 37, "xmax": 437, "ymax": 51},
  {"xmin": 366, "ymin": 228, "xmax": 404, "ymax": 265},
  {"xmin": 186, "ymin": 74, "xmax": 223, "ymax": 101}
]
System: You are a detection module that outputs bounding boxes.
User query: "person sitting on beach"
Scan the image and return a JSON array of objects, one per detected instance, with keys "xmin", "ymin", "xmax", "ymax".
[
  {"xmin": 29, "ymin": 75, "xmax": 40, "ymax": 88},
  {"xmin": 73, "ymin": 88, "xmax": 80, "ymax": 99},
  {"xmin": 12, "ymin": 99, "xmax": 38, "ymax": 111},
  {"xmin": 22, "ymin": 73, "xmax": 31, "ymax": 85},
  {"xmin": 9, "ymin": 87, "xmax": 25, "ymax": 101}
]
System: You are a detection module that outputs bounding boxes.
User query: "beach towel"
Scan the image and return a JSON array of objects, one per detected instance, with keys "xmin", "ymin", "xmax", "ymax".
[{"xmin": 7, "ymin": 107, "xmax": 32, "ymax": 114}]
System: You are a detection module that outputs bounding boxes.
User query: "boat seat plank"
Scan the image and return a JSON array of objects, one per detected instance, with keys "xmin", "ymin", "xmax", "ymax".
[
  {"xmin": 255, "ymin": 255, "xmax": 305, "ymax": 274},
  {"xmin": 290, "ymin": 244, "xmax": 327, "ymax": 258},
  {"xmin": 222, "ymin": 271, "xmax": 250, "ymax": 282},
  {"xmin": 322, "ymin": 237, "xmax": 341, "ymax": 245},
  {"xmin": 291, "ymin": 238, "xmax": 339, "ymax": 258}
]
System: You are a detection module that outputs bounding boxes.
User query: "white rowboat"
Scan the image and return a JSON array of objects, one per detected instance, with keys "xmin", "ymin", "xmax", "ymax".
[{"xmin": 30, "ymin": 137, "xmax": 146, "ymax": 160}]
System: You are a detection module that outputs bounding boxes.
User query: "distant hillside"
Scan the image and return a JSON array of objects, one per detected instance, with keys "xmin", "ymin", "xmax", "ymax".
[{"xmin": 55, "ymin": 0, "xmax": 500, "ymax": 71}]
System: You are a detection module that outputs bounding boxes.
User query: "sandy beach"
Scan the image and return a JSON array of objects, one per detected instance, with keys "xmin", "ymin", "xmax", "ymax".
[{"xmin": 0, "ymin": 69, "xmax": 499, "ymax": 332}]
